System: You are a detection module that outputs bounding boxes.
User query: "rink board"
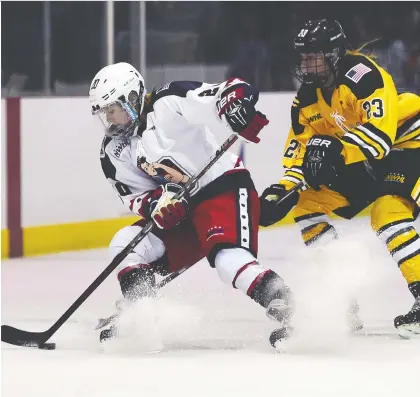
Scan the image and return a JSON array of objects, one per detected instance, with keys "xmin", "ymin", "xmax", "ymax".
[
  {"xmin": 2, "ymin": 206, "xmax": 373, "ymax": 258},
  {"xmin": 1, "ymin": 94, "xmax": 373, "ymax": 259}
]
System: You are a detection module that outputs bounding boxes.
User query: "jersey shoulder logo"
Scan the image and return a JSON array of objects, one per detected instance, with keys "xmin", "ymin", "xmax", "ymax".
[
  {"xmin": 113, "ymin": 139, "xmax": 130, "ymax": 158},
  {"xmin": 345, "ymin": 63, "xmax": 372, "ymax": 83},
  {"xmin": 308, "ymin": 113, "xmax": 323, "ymax": 123}
]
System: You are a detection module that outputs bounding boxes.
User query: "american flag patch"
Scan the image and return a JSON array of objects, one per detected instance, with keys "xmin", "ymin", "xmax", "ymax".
[{"xmin": 345, "ymin": 63, "xmax": 372, "ymax": 83}]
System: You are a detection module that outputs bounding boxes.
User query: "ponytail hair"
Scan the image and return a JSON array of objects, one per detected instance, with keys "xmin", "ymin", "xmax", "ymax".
[{"xmin": 346, "ymin": 38, "xmax": 382, "ymax": 60}]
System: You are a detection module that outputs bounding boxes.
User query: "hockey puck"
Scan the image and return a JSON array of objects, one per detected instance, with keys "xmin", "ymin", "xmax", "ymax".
[{"xmin": 38, "ymin": 342, "xmax": 56, "ymax": 350}]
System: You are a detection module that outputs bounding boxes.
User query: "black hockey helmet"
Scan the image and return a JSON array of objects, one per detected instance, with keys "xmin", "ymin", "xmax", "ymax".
[{"xmin": 292, "ymin": 19, "xmax": 347, "ymax": 87}]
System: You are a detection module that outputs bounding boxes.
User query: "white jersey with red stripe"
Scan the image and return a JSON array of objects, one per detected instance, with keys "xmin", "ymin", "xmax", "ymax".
[{"xmin": 100, "ymin": 79, "xmax": 246, "ymax": 215}]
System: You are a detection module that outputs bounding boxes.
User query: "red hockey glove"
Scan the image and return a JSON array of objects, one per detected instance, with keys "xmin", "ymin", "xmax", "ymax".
[
  {"xmin": 238, "ymin": 110, "xmax": 269, "ymax": 143},
  {"xmin": 135, "ymin": 184, "xmax": 188, "ymax": 230}
]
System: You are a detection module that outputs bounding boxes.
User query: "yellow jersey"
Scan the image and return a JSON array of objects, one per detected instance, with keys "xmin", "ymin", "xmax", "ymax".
[{"xmin": 280, "ymin": 53, "xmax": 420, "ymax": 190}]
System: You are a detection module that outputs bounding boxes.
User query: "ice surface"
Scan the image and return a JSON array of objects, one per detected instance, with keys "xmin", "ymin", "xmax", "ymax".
[{"xmin": 2, "ymin": 218, "xmax": 420, "ymax": 397}]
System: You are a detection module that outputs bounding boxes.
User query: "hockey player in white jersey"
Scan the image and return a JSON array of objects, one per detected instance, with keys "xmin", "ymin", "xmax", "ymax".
[{"xmin": 89, "ymin": 62, "xmax": 292, "ymax": 343}]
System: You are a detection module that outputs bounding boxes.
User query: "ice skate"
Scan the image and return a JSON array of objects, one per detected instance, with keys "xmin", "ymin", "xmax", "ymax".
[
  {"xmin": 98, "ymin": 267, "xmax": 157, "ymax": 342},
  {"xmin": 394, "ymin": 297, "xmax": 420, "ymax": 339},
  {"xmin": 266, "ymin": 287, "xmax": 294, "ymax": 346}
]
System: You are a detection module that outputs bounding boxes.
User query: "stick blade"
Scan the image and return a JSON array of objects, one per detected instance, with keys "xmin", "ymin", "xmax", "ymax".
[{"xmin": 1, "ymin": 325, "xmax": 50, "ymax": 348}]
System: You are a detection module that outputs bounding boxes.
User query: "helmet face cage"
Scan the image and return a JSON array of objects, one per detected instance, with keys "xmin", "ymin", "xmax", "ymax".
[
  {"xmin": 292, "ymin": 19, "xmax": 346, "ymax": 87},
  {"xmin": 293, "ymin": 48, "xmax": 342, "ymax": 87},
  {"xmin": 93, "ymin": 91, "xmax": 141, "ymax": 138}
]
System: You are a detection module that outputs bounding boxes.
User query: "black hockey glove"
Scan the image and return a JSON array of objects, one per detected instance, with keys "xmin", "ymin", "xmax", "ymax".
[
  {"xmin": 303, "ymin": 135, "xmax": 345, "ymax": 190},
  {"xmin": 218, "ymin": 80, "xmax": 268, "ymax": 143},
  {"xmin": 223, "ymin": 100, "xmax": 269, "ymax": 143},
  {"xmin": 259, "ymin": 184, "xmax": 299, "ymax": 227}
]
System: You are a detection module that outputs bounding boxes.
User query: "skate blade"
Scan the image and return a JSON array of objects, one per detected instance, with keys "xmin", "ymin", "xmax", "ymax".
[
  {"xmin": 348, "ymin": 310, "xmax": 363, "ymax": 333},
  {"xmin": 349, "ymin": 317, "xmax": 364, "ymax": 332},
  {"xmin": 350, "ymin": 323, "xmax": 364, "ymax": 332},
  {"xmin": 396, "ymin": 323, "xmax": 420, "ymax": 339}
]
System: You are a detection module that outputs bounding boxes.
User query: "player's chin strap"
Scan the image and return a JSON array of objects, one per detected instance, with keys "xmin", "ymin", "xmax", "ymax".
[
  {"xmin": 1, "ymin": 134, "xmax": 242, "ymax": 349},
  {"xmin": 94, "ymin": 180, "xmax": 306, "ymax": 331}
]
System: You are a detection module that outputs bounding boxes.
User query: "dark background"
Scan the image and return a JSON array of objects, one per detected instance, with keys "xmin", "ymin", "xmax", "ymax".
[{"xmin": 2, "ymin": 1, "xmax": 420, "ymax": 95}]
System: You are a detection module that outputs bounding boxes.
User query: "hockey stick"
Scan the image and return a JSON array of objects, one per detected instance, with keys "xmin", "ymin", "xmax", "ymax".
[
  {"xmin": 275, "ymin": 181, "xmax": 304, "ymax": 205},
  {"xmin": 95, "ymin": 180, "xmax": 305, "ymax": 330},
  {"xmin": 1, "ymin": 133, "xmax": 240, "ymax": 349}
]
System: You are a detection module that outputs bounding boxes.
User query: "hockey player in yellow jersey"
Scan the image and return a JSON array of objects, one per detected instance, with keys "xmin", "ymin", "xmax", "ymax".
[{"xmin": 260, "ymin": 19, "xmax": 420, "ymax": 338}]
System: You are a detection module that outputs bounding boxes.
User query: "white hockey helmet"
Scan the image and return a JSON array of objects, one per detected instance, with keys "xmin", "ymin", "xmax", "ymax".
[{"xmin": 89, "ymin": 62, "xmax": 146, "ymax": 138}]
